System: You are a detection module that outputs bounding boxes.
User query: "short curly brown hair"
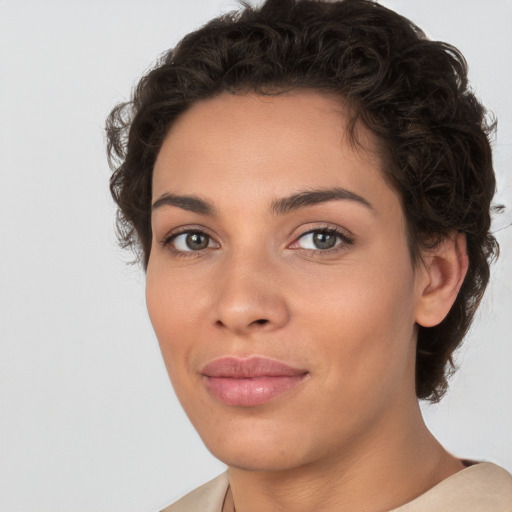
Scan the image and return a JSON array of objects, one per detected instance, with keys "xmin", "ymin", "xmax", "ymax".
[{"xmin": 106, "ymin": 0, "xmax": 499, "ymax": 402}]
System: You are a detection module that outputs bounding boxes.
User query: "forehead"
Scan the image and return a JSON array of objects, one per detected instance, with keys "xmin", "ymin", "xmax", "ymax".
[{"xmin": 152, "ymin": 91, "xmax": 392, "ymax": 208}]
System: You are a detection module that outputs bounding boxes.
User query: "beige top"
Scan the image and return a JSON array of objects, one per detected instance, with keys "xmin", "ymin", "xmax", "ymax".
[{"xmin": 161, "ymin": 463, "xmax": 512, "ymax": 512}]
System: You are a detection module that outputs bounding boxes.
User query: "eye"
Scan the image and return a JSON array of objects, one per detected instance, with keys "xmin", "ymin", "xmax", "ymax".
[
  {"xmin": 291, "ymin": 228, "xmax": 352, "ymax": 251},
  {"xmin": 164, "ymin": 230, "xmax": 219, "ymax": 252}
]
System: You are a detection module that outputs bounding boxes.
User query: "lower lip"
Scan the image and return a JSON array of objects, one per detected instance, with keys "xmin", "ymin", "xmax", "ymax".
[{"xmin": 202, "ymin": 375, "xmax": 306, "ymax": 407}]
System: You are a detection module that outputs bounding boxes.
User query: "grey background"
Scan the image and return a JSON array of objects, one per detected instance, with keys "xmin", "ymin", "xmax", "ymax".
[{"xmin": 0, "ymin": 1, "xmax": 510, "ymax": 511}]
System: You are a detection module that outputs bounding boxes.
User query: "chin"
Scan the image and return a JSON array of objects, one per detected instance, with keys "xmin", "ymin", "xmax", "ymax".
[
  {"xmin": 203, "ymin": 411, "xmax": 383, "ymax": 473},
  {"xmin": 194, "ymin": 413, "xmax": 327, "ymax": 473},
  {"xmin": 207, "ymin": 442, "xmax": 303, "ymax": 472}
]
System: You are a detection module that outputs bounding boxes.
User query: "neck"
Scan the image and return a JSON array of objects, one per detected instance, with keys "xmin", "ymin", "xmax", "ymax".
[{"xmin": 225, "ymin": 401, "xmax": 464, "ymax": 512}]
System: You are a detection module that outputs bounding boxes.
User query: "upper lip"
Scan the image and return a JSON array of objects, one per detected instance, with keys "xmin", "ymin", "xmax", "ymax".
[{"xmin": 201, "ymin": 356, "xmax": 308, "ymax": 378}]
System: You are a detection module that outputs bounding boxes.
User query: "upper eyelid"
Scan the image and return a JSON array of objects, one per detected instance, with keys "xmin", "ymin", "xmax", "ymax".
[
  {"xmin": 291, "ymin": 224, "xmax": 353, "ymax": 242},
  {"xmin": 298, "ymin": 227, "xmax": 346, "ymax": 237},
  {"xmin": 162, "ymin": 225, "xmax": 216, "ymax": 241}
]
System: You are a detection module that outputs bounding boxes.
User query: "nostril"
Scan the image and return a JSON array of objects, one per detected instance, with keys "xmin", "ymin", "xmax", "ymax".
[{"xmin": 214, "ymin": 318, "xmax": 270, "ymax": 330}]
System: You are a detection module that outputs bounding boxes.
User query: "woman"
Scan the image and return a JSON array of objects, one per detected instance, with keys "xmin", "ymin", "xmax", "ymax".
[{"xmin": 106, "ymin": 0, "xmax": 512, "ymax": 510}]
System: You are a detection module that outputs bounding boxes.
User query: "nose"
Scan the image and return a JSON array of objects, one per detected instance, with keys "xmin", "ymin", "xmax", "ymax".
[{"xmin": 212, "ymin": 252, "xmax": 290, "ymax": 335}]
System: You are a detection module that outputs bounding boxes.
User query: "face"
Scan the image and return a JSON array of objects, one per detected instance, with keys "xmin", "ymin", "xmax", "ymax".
[{"xmin": 146, "ymin": 91, "xmax": 424, "ymax": 472}]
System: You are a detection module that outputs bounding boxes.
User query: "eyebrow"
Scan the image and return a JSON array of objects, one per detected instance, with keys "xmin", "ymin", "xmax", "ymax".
[
  {"xmin": 151, "ymin": 187, "xmax": 373, "ymax": 216},
  {"xmin": 152, "ymin": 193, "xmax": 216, "ymax": 215},
  {"xmin": 271, "ymin": 187, "xmax": 374, "ymax": 215}
]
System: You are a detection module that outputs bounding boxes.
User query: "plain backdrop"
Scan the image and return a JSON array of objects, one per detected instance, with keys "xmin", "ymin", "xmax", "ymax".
[{"xmin": 0, "ymin": 1, "xmax": 511, "ymax": 511}]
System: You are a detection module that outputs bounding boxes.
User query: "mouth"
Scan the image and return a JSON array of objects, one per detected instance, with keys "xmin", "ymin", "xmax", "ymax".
[{"xmin": 200, "ymin": 356, "xmax": 309, "ymax": 407}]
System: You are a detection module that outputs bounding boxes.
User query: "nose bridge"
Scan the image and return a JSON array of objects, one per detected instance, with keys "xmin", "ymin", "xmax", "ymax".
[{"xmin": 213, "ymin": 244, "xmax": 289, "ymax": 334}]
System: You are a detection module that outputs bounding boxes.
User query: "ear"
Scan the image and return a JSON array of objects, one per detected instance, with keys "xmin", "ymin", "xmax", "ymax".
[{"xmin": 414, "ymin": 232, "xmax": 469, "ymax": 328}]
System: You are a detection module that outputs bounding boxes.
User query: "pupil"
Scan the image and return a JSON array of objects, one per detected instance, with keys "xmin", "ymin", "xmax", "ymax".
[
  {"xmin": 186, "ymin": 233, "xmax": 208, "ymax": 250},
  {"xmin": 314, "ymin": 232, "xmax": 336, "ymax": 249}
]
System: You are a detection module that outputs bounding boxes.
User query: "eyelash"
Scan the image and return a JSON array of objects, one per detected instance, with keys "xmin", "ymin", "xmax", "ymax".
[
  {"xmin": 161, "ymin": 229, "xmax": 217, "ymax": 258},
  {"xmin": 161, "ymin": 226, "xmax": 353, "ymax": 257},
  {"xmin": 290, "ymin": 226, "xmax": 354, "ymax": 254}
]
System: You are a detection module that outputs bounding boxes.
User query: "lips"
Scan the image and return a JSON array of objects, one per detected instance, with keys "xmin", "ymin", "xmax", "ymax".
[{"xmin": 201, "ymin": 356, "xmax": 308, "ymax": 407}]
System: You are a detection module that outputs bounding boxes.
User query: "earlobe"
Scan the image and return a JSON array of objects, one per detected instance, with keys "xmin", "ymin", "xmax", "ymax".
[{"xmin": 414, "ymin": 232, "xmax": 469, "ymax": 328}]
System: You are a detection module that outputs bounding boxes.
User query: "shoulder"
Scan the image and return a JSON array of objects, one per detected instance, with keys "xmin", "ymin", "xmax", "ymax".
[
  {"xmin": 391, "ymin": 462, "xmax": 512, "ymax": 512},
  {"xmin": 160, "ymin": 472, "xmax": 230, "ymax": 512}
]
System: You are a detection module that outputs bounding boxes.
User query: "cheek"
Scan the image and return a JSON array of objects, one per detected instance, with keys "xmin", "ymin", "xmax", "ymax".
[
  {"xmin": 145, "ymin": 263, "xmax": 207, "ymax": 376},
  {"xmin": 292, "ymin": 253, "xmax": 417, "ymax": 397}
]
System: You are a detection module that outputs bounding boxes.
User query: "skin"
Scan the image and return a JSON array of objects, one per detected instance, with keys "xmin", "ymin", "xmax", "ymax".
[{"xmin": 146, "ymin": 91, "xmax": 468, "ymax": 512}]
